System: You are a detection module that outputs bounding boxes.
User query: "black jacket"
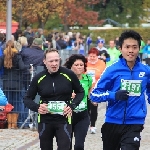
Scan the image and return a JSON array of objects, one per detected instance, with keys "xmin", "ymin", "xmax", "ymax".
[
  {"xmin": 20, "ymin": 46, "xmax": 44, "ymax": 67},
  {"xmin": 0, "ymin": 54, "xmax": 30, "ymax": 90},
  {"xmin": 24, "ymin": 67, "xmax": 84, "ymax": 123},
  {"xmin": 56, "ymin": 39, "xmax": 67, "ymax": 50}
]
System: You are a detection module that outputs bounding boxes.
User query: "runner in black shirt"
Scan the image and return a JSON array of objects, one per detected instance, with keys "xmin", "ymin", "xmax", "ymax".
[{"xmin": 24, "ymin": 49, "xmax": 84, "ymax": 150}]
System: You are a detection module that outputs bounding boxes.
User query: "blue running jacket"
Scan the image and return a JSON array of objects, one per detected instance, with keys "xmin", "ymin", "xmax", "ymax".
[{"xmin": 90, "ymin": 56, "xmax": 150, "ymax": 124}]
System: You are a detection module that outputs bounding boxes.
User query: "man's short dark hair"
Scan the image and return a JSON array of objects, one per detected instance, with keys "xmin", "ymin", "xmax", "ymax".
[
  {"xmin": 119, "ymin": 30, "xmax": 142, "ymax": 49},
  {"xmin": 44, "ymin": 48, "xmax": 59, "ymax": 59}
]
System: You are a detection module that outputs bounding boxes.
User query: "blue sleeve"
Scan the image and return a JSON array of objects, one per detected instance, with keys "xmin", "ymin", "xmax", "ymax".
[
  {"xmin": 0, "ymin": 88, "xmax": 8, "ymax": 106},
  {"xmin": 90, "ymin": 67, "xmax": 116, "ymax": 103}
]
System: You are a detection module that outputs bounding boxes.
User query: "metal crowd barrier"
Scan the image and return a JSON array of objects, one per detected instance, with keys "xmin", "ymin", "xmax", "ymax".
[{"xmin": 0, "ymin": 66, "xmax": 44, "ymax": 129}]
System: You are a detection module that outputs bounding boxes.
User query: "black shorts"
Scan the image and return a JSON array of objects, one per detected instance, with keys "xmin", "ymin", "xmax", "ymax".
[{"xmin": 101, "ymin": 122, "xmax": 144, "ymax": 150}]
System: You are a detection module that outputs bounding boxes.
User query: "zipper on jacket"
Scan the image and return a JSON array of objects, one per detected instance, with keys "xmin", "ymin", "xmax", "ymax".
[
  {"xmin": 51, "ymin": 76, "xmax": 55, "ymax": 94},
  {"xmin": 52, "ymin": 82, "xmax": 55, "ymax": 93},
  {"xmin": 123, "ymin": 68, "xmax": 133, "ymax": 124}
]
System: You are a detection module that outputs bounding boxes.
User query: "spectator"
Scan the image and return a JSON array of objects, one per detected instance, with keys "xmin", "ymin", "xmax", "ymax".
[
  {"xmin": 96, "ymin": 39, "xmax": 110, "ymax": 63},
  {"xmin": 56, "ymin": 34, "xmax": 67, "ymax": 50},
  {"xmin": 27, "ymin": 37, "xmax": 34, "ymax": 48},
  {"xmin": 0, "ymin": 40, "xmax": 31, "ymax": 128},
  {"xmin": 20, "ymin": 38, "xmax": 44, "ymax": 67},
  {"xmin": 47, "ymin": 33, "xmax": 56, "ymax": 49},
  {"xmin": 0, "ymin": 33, "xmax": 6, "ymax": 79},
  {"xmin": 13, "ymin": 29, "xmax": 22, "ymax": 41},
  {"xmin": 18, "ymin": 36, "xmax": 28, "ymax": 51},
  {"xmin": 139, "ymin": 39, "xmax": 145, "ymax": 61},
  {"xmin": 73, "ymin": 35, "xmax": 85, "ymax": 55},
  {"xmin": 24, "ymin": 26, "xmax": 33, "ymax": 39},
  {"xmin": 96, "ymin": 36, "xmax": 101, "ymax": 45},
  {"xmin": 86, "ymin": 33, "xmax": 92, "ymax": 51},
  {"xmin": 35, "ymin": 28, "xmax": 45, "ymax": 42},
  {"xmin": 106, "ymin": 40, "xmax": 120, "ymax": 66},
  {"xmin": 143, "ymin": 39, "xmax": 150, "ymax": 65}
]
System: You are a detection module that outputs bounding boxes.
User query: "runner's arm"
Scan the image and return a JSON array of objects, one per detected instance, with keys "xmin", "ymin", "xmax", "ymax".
[
  {"xmin": 90, "ymin": 68, "xmax": 116, "ymax": 103},
  {"xmin": 69, "ymin": 71, "xmax": 84, "ymax": 110}
]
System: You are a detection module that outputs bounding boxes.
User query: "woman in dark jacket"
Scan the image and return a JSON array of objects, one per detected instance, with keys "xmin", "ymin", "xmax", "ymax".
[{"xmin": 0, "ymin": 40, "xmax": 31, "ymax": 129}]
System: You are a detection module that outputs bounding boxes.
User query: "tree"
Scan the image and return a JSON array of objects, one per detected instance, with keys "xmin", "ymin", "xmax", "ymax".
[
  {"xmin": 93, "ymin": 0, "xmax": 144, "ymax": 27},
  {"xmin": 0, "ymin": 1, "xmax": 8, "ymax": 21},
  {"xmin": 12, "ymin": 0, "xmax": 64, "ymax": 29},
  {"xmin": 59, "ymin": 0, "xmax": 102, "ymax": 31},
  {"xmin": 142, "ymin": 0, "xmax": 150, "ymax": 23}
]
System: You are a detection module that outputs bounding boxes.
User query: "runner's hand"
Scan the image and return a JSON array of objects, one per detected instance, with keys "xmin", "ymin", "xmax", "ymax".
[
  {"xmin": 71, "ymin": 93, "xmax": 76, "ymax": 99},
  {"xmin": 115, "ymin": 90, "xmax": 129, "ymax": 101},
  {"xmin": 63, "ymin": 106, "xmax": 72, "ymax": 117},
  {"xmin": 91, "ymin": 102, "xmax": 98, "ymax": 106},
  {"xmin": 38, "ymin": 103, "xmax": 48, "ymax": 114}
]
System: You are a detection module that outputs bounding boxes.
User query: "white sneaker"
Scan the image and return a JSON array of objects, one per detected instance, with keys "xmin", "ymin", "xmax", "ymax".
[
  {"xmin": 29, "ymin": 123, "xmax": 33, "ymax": 129},
  {"xmin": 90, "ymin": 127, "xmax": 97, "ymax": 134}
]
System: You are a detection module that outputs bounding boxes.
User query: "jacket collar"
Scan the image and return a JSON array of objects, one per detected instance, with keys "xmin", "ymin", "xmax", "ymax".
[
  {"xmin": 119, "ymin": 54, "xmax": 140, "ymax": 67},
  {"xmin": 45, "ymin": 67, "xmax": 61, "ymax": 76}
]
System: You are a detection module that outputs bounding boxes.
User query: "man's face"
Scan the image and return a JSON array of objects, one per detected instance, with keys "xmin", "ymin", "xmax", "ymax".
[
  {"xmin": 98, "ymin": 42, "xmax": 103, "ymax": 48},
  {"xmin": 43, "ymin": 52, "xmax": 60, "ymax": 73},
  {"xmin": 120, "ymin": 38, "xmax": 139, "ymax": 63},
  {"xmin": 109, "ymin": 40, "xmax": 115, "ymax": 48}
]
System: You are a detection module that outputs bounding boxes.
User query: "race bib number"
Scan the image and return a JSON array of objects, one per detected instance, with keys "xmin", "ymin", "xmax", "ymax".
[
  {"xmin": 121, "ymin": 79, "xmax": 142, "ymax": 96},
  {"xmin": 48, "ymin": 101, "xmax": 66, "ymax": 115},
  {"xmin": 74, "ymin": 101, "xmax": 86, "ymax": 112},
  {"xmin": 87, "ymin": 70, "xmax": 95, "ymax": 83}
]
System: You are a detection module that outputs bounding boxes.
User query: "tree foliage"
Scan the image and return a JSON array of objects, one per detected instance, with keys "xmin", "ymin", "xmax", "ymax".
[
  {"xmin": 58, "ymin": 0, "xmax": 104, "ymax": 31},
  {"xmin": 12, "ymin": 0, "xmax": 64, "ymax": 28},
  {"xmin": 93, "ymin": 0, "xmax": 145, "ymax": 27},
  {"xmin": 142, "ymin": 0, "xmax": 150, "ymax": 22}
]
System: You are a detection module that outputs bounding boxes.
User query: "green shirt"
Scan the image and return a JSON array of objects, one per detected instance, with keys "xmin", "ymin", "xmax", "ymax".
[
  {"xmin": 106, "ymin": 47, "xmax": 121, "ymax": 67},
  {"xmin": 139, "ymin": 40, "xmax": 145, "ymax": 53},
  {"xmin": 74, "ymin": 74, "xmax": 92, "ymax": 112}
]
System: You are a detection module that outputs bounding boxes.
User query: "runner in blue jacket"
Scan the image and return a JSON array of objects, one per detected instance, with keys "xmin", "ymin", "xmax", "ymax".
[{"xmin": 90, "ymin": 30, "xmax": 150, "ymax": 150}]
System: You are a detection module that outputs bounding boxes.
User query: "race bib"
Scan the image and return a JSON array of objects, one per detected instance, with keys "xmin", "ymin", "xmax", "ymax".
[
  {"xmin": 74, "ymin": 101, "xmax": 86, "ymax": 112},
  {"xmin": 48, "ymin": 101, "xmax": 66, "ymax": 115},
  {"xmin": 87, "ymin": 70, "xmax": 95, "ymax": 83},
  {"xmin": 120, "ymin": 79, "xmax": 142, "ymax": 96}
]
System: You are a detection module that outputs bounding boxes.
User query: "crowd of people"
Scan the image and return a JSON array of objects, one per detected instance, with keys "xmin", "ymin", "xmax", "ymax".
[{"xmin": 0, "ymin": 28, "xmax": 150, "ymax": 150}]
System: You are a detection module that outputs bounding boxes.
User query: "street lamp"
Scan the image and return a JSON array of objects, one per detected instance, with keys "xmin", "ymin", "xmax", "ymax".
[{"xmin": 6, "ymin": 0, "xmax": 12, "ymax": 41}]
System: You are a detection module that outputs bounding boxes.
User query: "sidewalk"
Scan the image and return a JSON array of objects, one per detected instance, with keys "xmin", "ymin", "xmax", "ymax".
[{"xmin": 0, "ymin": 103, "xmax": 150, "ymax": 150}]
